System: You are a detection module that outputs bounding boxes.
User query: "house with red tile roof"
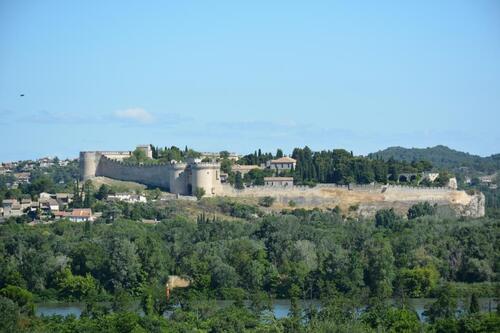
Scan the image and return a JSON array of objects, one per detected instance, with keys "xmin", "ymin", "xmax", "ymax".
[{"xmin": 54, "ymin": 208, "xmax": 94, "ymax": 222}]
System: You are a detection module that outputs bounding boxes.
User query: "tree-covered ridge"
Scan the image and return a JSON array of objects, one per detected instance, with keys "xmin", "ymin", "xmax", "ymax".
[
  {"xmin": 368, "ymin": 145, "xmax": 500, "ymax": 173},
  {"xmin": 291, "ymin": 147, "xmax": 434, "ymax": 185}
]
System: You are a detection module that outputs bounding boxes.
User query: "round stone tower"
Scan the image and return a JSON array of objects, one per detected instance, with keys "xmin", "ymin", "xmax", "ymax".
[
  {"xmin": 191, "ymin": 162, "xmax": 221, "ymax": 197},
  {"xmin": 169, "ymin": 162, "xmax": 188, "ymax": 195},
  {"xmin": 79, "ymin": 152, "xmax": 101, "ymax": 181}
]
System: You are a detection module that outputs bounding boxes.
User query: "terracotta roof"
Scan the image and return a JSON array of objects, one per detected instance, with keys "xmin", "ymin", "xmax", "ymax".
[
  {"xmin": 53, "ymin": 211, "xmax": 67, "ymax": 217},
  {"xmin": 270, "ymin": 157, "xmax": 296, "ymax": 164},
  {"xmin": 55, "ymin": 209, "xmax": 92, "ymax": 218},
  {"xmin": 71, "ymin": 209, "xmax": 92, "ymax": 217}
]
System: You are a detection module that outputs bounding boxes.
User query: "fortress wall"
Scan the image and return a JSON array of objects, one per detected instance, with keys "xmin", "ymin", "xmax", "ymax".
[
  {"xmin": 96, "ymin": 156, "xmax": 171, "ymax": 189},
  {"xmin": 220, "ymin": 183, "xmax": 454, "ymax": 196},
  {"xmin": 220, "ymin": 183, "xmax": 484, "ymax": 217}
]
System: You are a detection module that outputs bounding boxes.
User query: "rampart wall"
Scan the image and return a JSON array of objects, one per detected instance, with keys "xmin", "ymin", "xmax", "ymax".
[
  {"xmin": 220, "ymin": 183, "xmax": 454, "ymax": 196},
  {"xmin": 80, "ymin": 151, "xmax": 219, "ymax": 196},
  {"xmin": 95, "ymin": 155, "xmax": 172, "ymax": 189}
]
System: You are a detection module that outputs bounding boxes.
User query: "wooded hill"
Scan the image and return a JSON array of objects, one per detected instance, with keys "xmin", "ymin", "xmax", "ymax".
[{"xmin": 368, "ymin": 145, "xmax": 500, "ymax": 173}]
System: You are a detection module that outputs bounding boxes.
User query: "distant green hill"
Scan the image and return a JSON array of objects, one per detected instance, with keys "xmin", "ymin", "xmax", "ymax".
[{"xmin": 368, "ymin": 145, "xmax": 500, "ymax": 173}]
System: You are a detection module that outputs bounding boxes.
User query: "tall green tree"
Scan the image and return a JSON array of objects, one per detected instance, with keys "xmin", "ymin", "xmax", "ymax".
[{"xmin": 365, "ymin": 236, "xmax": 395, "ymax": 299}]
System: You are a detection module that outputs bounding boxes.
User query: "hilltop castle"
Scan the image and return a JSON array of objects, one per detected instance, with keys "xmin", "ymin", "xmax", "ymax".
[
  {"xmin": 80, "ymin": 145, "xmax": 222, "ymax": 197},
  {"xmin": 79, "ymin": 145, "xmax": 484, "ymax": 218}
]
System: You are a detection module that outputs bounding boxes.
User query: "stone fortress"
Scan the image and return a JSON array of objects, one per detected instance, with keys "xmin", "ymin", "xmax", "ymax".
[
  {"xmin": 80, "ymin": 145, "xmax": 222, "ymax": 197},
  {"xmin": 80, "ymin": 145, "xmax": 485, "ymax": 218}
]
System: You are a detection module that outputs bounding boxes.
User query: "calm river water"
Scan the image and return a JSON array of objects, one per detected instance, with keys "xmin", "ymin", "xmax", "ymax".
[{"xmin": 36, "ymin": 298, "xmax": 497, "ymax": 322}]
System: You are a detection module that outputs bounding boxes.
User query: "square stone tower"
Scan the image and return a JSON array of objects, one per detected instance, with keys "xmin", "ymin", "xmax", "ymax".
[{"xmin": 136, "ymin": 145, "xmax": 153, "ymax": 159}]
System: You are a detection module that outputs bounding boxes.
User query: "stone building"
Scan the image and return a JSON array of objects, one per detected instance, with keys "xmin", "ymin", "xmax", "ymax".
[
  {"xmin": 264, "ymin": 157, "xmax": 296, "ymax": 171},
  {"xmin": 2, "ymin": 199, "xmax": 22, "ymax": 217},
  {"xmin": 136, "ymin": 145, "xmax": 153, "ymax": 159}
]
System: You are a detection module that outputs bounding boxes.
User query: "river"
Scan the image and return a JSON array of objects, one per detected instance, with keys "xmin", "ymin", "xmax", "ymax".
[{"xmin": 36, "ymin": 298, "xmax": 497, "ymax": 322}]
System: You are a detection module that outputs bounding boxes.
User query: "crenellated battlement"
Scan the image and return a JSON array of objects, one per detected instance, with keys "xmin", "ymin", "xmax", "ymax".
[
  {"xmin": 99, "ymin": 155, "xmax": 173, "ymax": 167},
  {"xmin": 80, "ymin": 149, "xmax": 221, "ymax": 197}
]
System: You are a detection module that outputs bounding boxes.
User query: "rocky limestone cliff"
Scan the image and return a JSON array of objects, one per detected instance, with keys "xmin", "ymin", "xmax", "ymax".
[{"xmin": 452, "ymin": 192, "xmax": 485, "ymax": 218}]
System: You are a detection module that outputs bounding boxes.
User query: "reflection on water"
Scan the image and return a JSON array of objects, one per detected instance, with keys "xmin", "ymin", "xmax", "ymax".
[{"xmin": 36, "ymin": 298, "xmax": 497, "ymax": 322}]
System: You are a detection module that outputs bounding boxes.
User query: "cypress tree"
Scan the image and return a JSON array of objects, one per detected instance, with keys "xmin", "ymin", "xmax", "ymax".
[{"xmin": 469, "ymin": 293, "xmax": 480, "ymax": 314}]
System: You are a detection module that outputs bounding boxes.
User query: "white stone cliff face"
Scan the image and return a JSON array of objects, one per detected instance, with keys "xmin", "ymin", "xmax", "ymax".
[{"xmin": 453, "ymin": 192, "xmax": 485, "ymax": 218}]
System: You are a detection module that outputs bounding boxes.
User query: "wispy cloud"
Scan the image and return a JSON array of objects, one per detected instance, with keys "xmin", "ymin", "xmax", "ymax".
[{"xmin": 114, "ymin": 108, "xmax": 154, "ymax": 124}]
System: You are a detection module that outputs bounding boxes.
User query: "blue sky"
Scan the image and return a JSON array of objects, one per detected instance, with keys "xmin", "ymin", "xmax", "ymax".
[{"xmin": 1, "ymin": 0, "xmax": 499, "ymax": 161}]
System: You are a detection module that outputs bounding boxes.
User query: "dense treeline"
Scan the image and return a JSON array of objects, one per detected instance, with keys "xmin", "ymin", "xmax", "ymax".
[
  {"xmin": 291, "ymin": 147, "xmax": 433, "ymax": 185},
  {"xmin": 1, "ymin": 200, "xmax": 499, "ymax": 331},
  {"xmin": 234, "ymin": 146, "xmax": 434, "ymax": 186},
  {"xmin": 4, "ymin": 203, "xmax": 497, "ymax": 300}
]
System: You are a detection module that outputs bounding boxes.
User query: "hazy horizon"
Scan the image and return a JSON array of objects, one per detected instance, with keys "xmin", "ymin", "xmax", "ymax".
[{"xmin": 1, "ymin": 1, "xmax": 499, "ymax": 161}]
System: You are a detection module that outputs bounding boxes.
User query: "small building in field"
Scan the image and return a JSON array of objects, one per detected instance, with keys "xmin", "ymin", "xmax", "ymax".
[{"xmin": 264, "ymin": 177, "xmax": 294, "ymax": 187}]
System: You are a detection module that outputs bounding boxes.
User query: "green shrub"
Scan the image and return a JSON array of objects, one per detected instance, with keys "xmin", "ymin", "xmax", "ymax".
[
  {"xmin": 407, "ymin": 202, "xmax": 436, "ymax": 219},
  {"xmin": 258, "ymin": 196, "xmax": 275, "ymax": 207},
  {"xmin": 194, "ymin": 187, "xmax": 206, "ymax": 200}
]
